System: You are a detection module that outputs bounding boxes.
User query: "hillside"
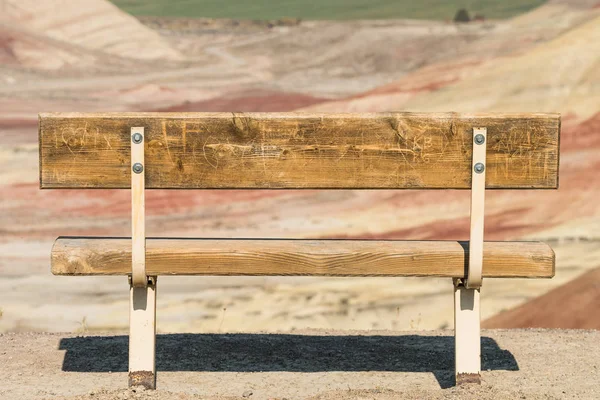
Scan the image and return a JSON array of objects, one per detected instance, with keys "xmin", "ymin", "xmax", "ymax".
[
  {"xmin": 303, "ymin": 1, "xmax": 600, "ymax": 117},
  {"xmin": 302, "ymin": 1, "xmax": 600, "ymax": 241},
  {"xmin": 484, "ymin": 266, "xmax": 600, "ymax": 329},
  {"xmin": 0, "ymin": 0, "xmax": 181, "ymax": 71},
  {"xmin": 1, "ymin": 0, "xmax": 600, "ymax": 333}
]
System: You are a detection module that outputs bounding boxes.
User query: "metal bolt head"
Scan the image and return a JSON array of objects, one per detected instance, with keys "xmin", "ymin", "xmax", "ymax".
[
  {"xmin": 474, "ymin": 134, "xmax": 485, "ymax": 145},
  {"xmin": 132, "ymin": 133, "xmax": 143, "ymax": 144},
  {"xmin": 474, "ymin": 162, "xmax": 485, "ymax": 174},
  {"xmin": 132, "ymin": 163, "xmax": 144, "ymax": 174}
]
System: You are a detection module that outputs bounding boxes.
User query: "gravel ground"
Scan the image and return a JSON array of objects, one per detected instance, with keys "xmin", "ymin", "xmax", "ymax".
[{"xmin": 1, "ymin": 329, "xmax": 599, "ymax": 399}]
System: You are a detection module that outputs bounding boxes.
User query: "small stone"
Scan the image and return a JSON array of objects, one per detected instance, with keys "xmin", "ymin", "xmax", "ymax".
[{"xmin": 242, "ymin": 390, "xmax": 253, "ymax": 398}]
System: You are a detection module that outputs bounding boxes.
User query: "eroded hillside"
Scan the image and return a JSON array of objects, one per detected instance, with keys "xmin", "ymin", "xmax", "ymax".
[{"xmin": 1, "ymin": 0, "xmax": 599, "ymax": 332}]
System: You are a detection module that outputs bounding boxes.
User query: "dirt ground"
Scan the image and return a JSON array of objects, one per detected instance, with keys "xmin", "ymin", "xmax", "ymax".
[{"xmin": 1, "ymin": 329, "xmax": 598, "ymax": 400}]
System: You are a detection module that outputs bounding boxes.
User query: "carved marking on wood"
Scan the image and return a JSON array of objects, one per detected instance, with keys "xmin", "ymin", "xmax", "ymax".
[{"xmin": 39, "ymin": 112, "xmax": 560, "ymax": 189}]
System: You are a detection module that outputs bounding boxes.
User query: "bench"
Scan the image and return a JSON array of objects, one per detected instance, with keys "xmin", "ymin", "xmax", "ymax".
[{"xmin": 39, "ymin": 112, "xmax": 560, "ymax": 389}]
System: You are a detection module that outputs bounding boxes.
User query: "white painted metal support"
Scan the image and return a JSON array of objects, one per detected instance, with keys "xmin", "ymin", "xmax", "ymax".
[
  {"xmin": 454, "ymin": 279, "xmax": 481, "ymax": 385},
  {"xmin": 454, "ymin": 127, "xmax": 487, "ymax": 385},
  {"xmin": 129, "ymin": 276, "xmax": 157, "ymax": 389},
  {"xmin": 466, "ymin": 127, "xmax": 486, "ymax": 290},
  {"xmin": 131, "ymin": 127, "xmax": 147, "ymax": 289},
  {"xmin": 128, "ymin": 127, "xmax": 156, "ymax": 389}
]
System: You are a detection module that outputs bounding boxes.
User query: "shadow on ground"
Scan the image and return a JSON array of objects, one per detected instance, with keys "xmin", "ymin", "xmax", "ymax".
[{"xmin": 59, "ymin": 334, "xmax": 518, "ymax": 388}]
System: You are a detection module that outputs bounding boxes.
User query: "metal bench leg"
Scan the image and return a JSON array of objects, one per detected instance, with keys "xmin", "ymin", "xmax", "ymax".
[
  {"xmin": 129, "ymin": 276, "xmax": 157, "ymax": 389},
  {"xmin": 128, "ymin": 126, "xmax": 156, "ymax": 388},
  {"xmin": 454, "ymin": 278, "xmax": 481, "ymax": 385},
  {"xmin": 454, "ymin": 126, "xmax": 486, "ymax": 385}
]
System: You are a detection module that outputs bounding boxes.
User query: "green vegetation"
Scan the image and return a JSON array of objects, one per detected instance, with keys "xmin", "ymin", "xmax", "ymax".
[{"xmin": 110, "ymin": 0, "xmax": 547, "ymax": 21}]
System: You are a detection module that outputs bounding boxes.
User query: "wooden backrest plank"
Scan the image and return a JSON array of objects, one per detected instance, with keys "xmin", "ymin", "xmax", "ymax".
[{"xmin": 39, "ymin": 112, "xmax": 560, "ymax": 189}]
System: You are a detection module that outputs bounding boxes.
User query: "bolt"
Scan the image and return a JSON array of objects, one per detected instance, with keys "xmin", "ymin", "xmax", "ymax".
[
  {"xmin": 132, "ymin": 133, "xmax": 143, "ymax": 144},
  {"xmin": 132, "ymin": 163, "xmax": 144, "ymax": 174},
  {"xmin": 474, "ymin": 134, "xmax": 485, "ymax": 145},
  {"xmin": 474, "ymin": 163, "xmax": 485, "ymax": 174}
]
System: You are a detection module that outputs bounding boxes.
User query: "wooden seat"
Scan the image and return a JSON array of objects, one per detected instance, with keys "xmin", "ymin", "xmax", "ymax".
[
  {"xmin": 52, "ymin": 237, "xmax": 554, "ymax": 278},
  {"xmin": 39, "ymin": 112, "xmax": 560, "ymax": 389}
]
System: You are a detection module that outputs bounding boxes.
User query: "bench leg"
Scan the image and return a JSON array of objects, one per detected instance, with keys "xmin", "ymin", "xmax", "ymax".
[
  {"xmin": 454, "ymin": 279, "xmax": 481, "ymax": 385},
  {"xmin": 129, "ymin": 276, "xmax": 157, "ymax": 389}
]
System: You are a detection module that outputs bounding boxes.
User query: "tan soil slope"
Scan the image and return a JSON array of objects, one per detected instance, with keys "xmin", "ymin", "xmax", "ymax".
[
  {"xmin": 0, "ymin": 23, "xmax": 95, "ymax": 70},
  {"xmin": 305, "ymin": 2, "xmax": 600, "ymax": 114},
  {"xmin": 402, "ymin": 15, "xmax": 600, "ymax": 118},
  {"xmin": 484, "ymin": 266, "xmax": 600, "ymax": 329},
  {"xmin": 0, "ymin": 0, "xmax": 181, "ymax": 70}
]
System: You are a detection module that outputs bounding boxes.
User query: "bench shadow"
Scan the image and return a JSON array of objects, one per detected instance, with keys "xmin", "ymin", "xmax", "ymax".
[{"xmin": 59, "ymin": 334, "xmax": 517, "ymax": 388}]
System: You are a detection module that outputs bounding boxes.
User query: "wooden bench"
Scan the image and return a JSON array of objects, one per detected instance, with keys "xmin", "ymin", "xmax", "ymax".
[{"xmin": 39, "ymin": 112, "xmax": 560, "ymax": 389}]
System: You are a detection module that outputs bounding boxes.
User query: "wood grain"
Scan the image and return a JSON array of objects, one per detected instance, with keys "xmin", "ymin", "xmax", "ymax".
[
  {"xmin": 39, "ymin": 112, "xmax": 560, "ymax": 189},
  {"xmin": 51, "ymin": 238, "xmax": 555, "ymax": 278}
]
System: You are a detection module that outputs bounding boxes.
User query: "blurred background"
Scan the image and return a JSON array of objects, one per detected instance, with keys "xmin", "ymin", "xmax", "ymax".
[{"xmin": 0, "ymin": 0, "xmax": 599, "ymax": 334}]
